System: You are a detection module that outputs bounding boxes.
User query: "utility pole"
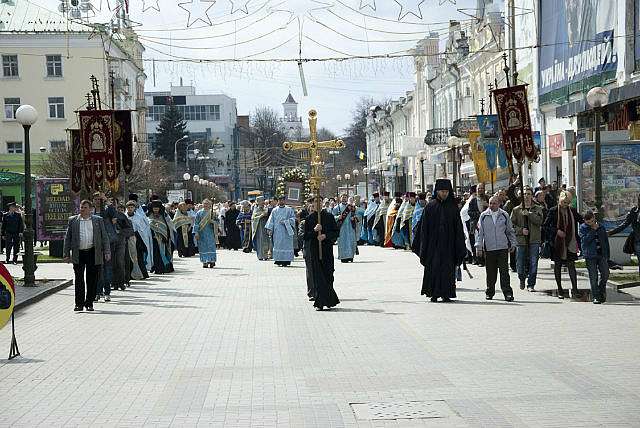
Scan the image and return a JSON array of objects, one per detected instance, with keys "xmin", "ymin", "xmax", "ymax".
[{"xmin": 509, "ymin": 0, "xmax": 518, "ymax": 84}]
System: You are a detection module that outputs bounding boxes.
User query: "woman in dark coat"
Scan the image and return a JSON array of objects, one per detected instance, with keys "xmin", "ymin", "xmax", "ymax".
[
  {"xmin": 543, "ymin": 191, "xmax": 583, "ymax": 299},
  {"xmin": 223, "ymin": 202, "xmax": 242, "ymax": 250},
  {"xmin": 412, "ymin": 179, "xmax": 467, "ymax": 302}
]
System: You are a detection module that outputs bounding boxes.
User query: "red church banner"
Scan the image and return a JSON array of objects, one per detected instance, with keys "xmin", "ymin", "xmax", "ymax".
[
  {"xmin": 493, "ymin": 84, "xmax": 537, "ymax": 162},
  {"xmin": 79, "ymin": 110, "xmax": 117, "ymax": 188}
]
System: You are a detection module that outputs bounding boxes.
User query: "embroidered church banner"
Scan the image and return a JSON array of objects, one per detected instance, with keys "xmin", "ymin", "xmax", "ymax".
[
  {"xmin": 493, "ymin": 85, "xmax": 537, "ymax": 162},
  {"xmin": 80, "ymin": 110, "xmax": 117, "ymax": 188}
]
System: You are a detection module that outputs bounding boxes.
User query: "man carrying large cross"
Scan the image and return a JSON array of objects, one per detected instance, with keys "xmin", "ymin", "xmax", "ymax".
[{"xmin": 283, "ymin": 109, "xmax": 344, "ymax": 310}]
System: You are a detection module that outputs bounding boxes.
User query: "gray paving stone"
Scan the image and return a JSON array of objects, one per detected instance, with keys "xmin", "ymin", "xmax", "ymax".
[{"xmin": 0, "ymin": 247, "xmax": 639, "ymax": 427}]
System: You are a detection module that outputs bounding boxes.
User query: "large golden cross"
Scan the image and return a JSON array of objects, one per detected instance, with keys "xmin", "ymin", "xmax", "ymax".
[
  {"xmin": 283, "ymin": 109, "xmax": 345, "ymax": 259},
  {"xmin": 283, "ymin": 109, "xmax": 345, "ymax": 195}
]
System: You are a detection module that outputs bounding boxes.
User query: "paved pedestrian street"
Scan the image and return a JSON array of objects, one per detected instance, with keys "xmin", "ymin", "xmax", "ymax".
[{"xmin": 1, "ymin": 246, "xmax": 639, "ymax": 427}]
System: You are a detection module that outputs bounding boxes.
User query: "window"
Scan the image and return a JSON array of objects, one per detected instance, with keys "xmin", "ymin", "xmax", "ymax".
[
  {"xmin": 209, "ymin": 105, "xmax": 220, "ymax": 120},
  {"xmin": 2, "ymin": 55, "xmax": 18, "ymax": 77},
  {"xmin": 48, "ymin": 97, "xmax": 65, "ymax": 119},
  {"xmin": 4, "ymin": 97, "xmax": 20, "ymax": 120},
  {"xmin": 46, "ymin": 55, "xmax": 63, "ymax": 77},
  {"xmin": 50, "ymin": 140, "xmax": 66, "ymax": 151},
  {"xmin": 7, "ymin": 142, "xmax": 23, "ymax": 154}
]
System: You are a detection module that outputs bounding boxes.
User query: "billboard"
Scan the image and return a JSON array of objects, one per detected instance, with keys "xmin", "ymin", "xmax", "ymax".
[
  {"xmin": 576, "ymin": 141, "xmax": 640, "ymax": 231},
  {"xmin": 539, "ymin": 0, "xmax": 618, "ymax": 97},
  {"xmin": 36, "ymin": 179, "xmax": 80, "ymax": 241}
]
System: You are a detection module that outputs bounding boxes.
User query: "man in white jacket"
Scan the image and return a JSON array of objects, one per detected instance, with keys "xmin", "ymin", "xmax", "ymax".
[{"xmin": 475, "ymin": 196, "xmax": 517, "ymax": 302}]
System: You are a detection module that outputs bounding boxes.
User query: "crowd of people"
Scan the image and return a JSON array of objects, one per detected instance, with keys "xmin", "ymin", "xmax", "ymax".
[{"xmin": 25, "ymin": 174, "xmax": 640, "ymax": 312}]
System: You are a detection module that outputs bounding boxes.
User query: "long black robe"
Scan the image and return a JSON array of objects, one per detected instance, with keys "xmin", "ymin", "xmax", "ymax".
[
  {"xmin": 412, "ymin": 195, "xmax": 466, "ymax": 299},
  {"xmin": 224, "ymin": 208, "xmax": 242, "ymax": 250},
  {"xmin": 304, "ymin": 210, "xmax": 340, "ymax": 309}
]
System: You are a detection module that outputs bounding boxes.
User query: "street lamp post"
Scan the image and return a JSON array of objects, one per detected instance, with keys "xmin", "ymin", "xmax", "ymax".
[
  {"xmin": 416, "ymin": 150, "xmax": 426, "ymax": 192},
  {"xmin": 183, "ymin": 172, "xmax": 191, "ymax": 200},
  {"xmin": 344, "ymin": 173, "xmax": 351, "ymax": 196},
  {"xmin": 335, "ymin": 174, "xmax": 342, "ymax": 198},
  {"xmin": 15, "ymin": 105, "xmax": 38, "ymax": 287},
  {"xmin": 362, "ymin": 167, "xmax": 369, "ymax": 199},
  {"xmin": 193, "ymin": 174, "xmax": 200, "ymax": 202},
  {"xmin": 352, "ymin": 169, "xmax": 359, "ymax": 196},
  {"xmin": 392, "ymin": 157, "xmax": 401, "ymax": 193},
  {"xmin": 586, "ymin": 86, "xmax": 609, "ymax": 221},
  {"xmin": 448, "ymin": 137, "xmax": 461, "ymax": 192},
  {"xmin": 173, "ymin": 135, "xmax": 189, "ymax": 177}
]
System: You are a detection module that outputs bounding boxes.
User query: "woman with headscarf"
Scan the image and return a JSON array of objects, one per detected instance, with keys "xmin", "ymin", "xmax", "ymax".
[
  {"xmin": 173, "ymin": 202, "xmax": 196, "ymax": 257},
  {"xmin": 148, "ymin": 200, "xmax": 174, "ymax": 274},
  {"xmin": 251, "ymin": 196, "xmax": 271, "ymax": 260},
  {"xmin": 194, "ymin": 199, "xmax": 219, "ymax": 268},
  {"xmin": 543, "ymin": 191, "xmax": 583, "ymax": 299}
]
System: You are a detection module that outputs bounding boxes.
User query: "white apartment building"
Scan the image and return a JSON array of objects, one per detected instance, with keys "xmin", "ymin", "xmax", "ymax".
[
  {"xmin": 145, "ymin": 85, "xmax": 238, "ymax": 181},
  {"xmin": 0, "ymin": 1, "xmax": 146, "ymax": 157}
]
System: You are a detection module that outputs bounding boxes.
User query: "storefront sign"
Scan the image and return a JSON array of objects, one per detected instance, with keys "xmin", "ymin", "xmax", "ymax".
[
  {"xmin": 451, "ymin": 118, "xmax": 479, "ymax": 138},
  {"xmin": 548, "ymin": 134, "xmax": 564, "ymax": 158},
  {"xmin": 576, "ymin": 141, "xmax": 640, "ymax": 231},
  {"xmin": 539, "ymin": 0, "xmax": 618, "ymax": 97},
  {"xmin": 36, "ymin": 178, "xmax": 79, "ymax": 241}
]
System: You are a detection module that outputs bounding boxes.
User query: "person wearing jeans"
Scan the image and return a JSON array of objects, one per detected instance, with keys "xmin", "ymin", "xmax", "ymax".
[
  {"xmin": 511, "ymin": 187, "xmax": 544, "ymax": 291},
  {"xmin": 579, "ymin": 210, "xmax": 610, "ymax": 304},
  {"xmin": 63, "ymin": 200, "xmax": 111, "ymax": 311},
  {"xmin": 475, "ymin": 196, "xmax": 517, "ymax": 302}
]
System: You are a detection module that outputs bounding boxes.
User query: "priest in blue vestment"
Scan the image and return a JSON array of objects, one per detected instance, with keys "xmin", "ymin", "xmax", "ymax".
[
  {"xmin": 265, "ymin": 196, "xmax": 297, "ymax": 266},
  {"xmin": 332, "ymin": 193, "xmax": 357, "ymax": 263}
]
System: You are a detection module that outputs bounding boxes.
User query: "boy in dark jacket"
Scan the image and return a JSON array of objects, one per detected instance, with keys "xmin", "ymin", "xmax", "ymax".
[{"xmin": 579, "ymin": 210, "xmax": 610, "ymax": 304}]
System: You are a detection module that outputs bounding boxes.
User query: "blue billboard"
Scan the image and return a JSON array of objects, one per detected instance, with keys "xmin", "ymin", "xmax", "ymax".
[{"xmin": 539, "ymin": 0, "xmax": 618, "ymax": 98}]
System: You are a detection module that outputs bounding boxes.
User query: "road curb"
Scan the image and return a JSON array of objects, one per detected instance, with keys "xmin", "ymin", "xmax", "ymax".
[{"xmin": 14, "ymin": 279, "xmax": 73, "ymax": 311}]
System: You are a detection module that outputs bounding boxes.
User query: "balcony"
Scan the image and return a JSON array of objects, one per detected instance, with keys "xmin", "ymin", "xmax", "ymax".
[{"xmin": 424, "ymin": 128, "xmax": 450, "ymax": 146}]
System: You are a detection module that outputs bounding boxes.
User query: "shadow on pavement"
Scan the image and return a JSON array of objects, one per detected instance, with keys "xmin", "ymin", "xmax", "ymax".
[
  {"xmin": 0, "ymin": 358, "xmax": 45, "ymax": 364},
  {"xmin": 81, "ymin": 310, "xmax": 143, "ymax": 315}
]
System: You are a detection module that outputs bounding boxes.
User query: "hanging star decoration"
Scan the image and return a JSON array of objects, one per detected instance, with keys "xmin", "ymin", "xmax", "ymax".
[
  {"xmin": 229, "ymin": 0, "xmax": 250, "ymax": 14},
  {"xmin": 393, "ymin": 0, "xmax": 425, "ymax": 21},
  {"xmin": 178, "ymin": 0, "xmax": 216, "ymax": 27},
  {"xmin": 142, "ymin": 0, "xmax": 160, "ymax": 12},
  {"xmin": 358, "ymin": 0, "xmax": 376, "ymax": 11}
]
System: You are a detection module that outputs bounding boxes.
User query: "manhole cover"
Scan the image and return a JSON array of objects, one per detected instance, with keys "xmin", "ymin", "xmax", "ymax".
[{"xmin": 350, "ymin": 401, "xmax": 454, "ymax": 420}]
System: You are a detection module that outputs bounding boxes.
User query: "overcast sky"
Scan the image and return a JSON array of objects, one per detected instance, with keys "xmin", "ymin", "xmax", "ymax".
[{"xmin": 34, "ymin": 0, "xmax": 477, "ymax": 134}]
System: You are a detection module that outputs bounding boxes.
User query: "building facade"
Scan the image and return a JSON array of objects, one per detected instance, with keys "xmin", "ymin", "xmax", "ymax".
[
  {"xmin": 0, "ymin": 1, "xmax": 146, "ymax": 160},
  {"xmin": 145, "ymin": 85, "xmax": 238, "ymax": 191}
]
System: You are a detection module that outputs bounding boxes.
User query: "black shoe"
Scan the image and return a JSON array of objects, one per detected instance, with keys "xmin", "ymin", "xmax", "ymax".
[
  {"xmin": 519, "ymin": 282, "xmax": 525, "ymax": 290},
  {"xmin": 485, "ymin": 295, "xmax": 493, "ymax": 300},
  {"xmin": 85, "ymin": 306, "xmax": 94, "ymax": 311},
  {"xmin": 593, "ymin": 299, "xmax": 602, "ymax": 304},
  {"xmin": 74, "ymin": 306, "xmax": 83, "ymax": 312},
  {"xmin": 430, "ymin": 297, "xmax": 438, "ymax": 302},
  {"xmin": 558, "ymin": 293, "xmax": 564, "ymax": 299},
  {"xmin": 442, "ymin": 297, "xmax": 451, "ymax": 303},
  {"xmin": 315, "ymin": 306, "xmax": 324, "ymax": 311},
  {"xmin": 505, "ymin": 295, "xmax": 514, "ymax": 302},
  {"xmin": 308, "ymin": 297, "xmax": 315, "ymax": 301}
]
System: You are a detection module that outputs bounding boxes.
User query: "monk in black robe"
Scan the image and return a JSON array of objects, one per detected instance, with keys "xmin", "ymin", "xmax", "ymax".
[
  {"xmin": 223, "ymin": 203, "xmax": 242, "ymax": 250},
  {"xmin": 412, "ymin": 178, "xmax": 466, "ymax": 302},
  {"xmin": 303, "ymin": 197, "xmax": 340, "ymax": 311}
]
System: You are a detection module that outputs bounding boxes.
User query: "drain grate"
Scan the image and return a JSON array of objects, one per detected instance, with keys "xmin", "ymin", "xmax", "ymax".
[{"xmin": 350, "ymin": 401, "xmax": 454, "ymax": 420}]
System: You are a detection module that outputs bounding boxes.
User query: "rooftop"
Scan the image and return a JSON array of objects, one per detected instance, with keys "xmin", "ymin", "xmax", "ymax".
[{"xmin": 0, "ymin": 0, "xmax": 92, "ymax": 33}]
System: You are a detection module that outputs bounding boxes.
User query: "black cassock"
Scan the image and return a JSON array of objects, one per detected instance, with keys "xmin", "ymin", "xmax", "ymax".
[
  {"xmin": 303, "ymin": 210, "xmax": 340, "ymax": 309},
  {"xmin": 412, "ymin": 195, "xmax": 466, "ymax": 299},
  {"xmin": 224, "ymin": 208, "xmax": 242, "ymax": 250}
]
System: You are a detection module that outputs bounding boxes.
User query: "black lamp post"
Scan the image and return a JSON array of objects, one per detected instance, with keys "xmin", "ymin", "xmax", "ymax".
[
  {"xmin": 586, "ymin": 86, "xmax": 608, "ymax": 222},
  {"xmin": 417, "ymin": 150, "xmax": 426, "ymax": 192},
  {"xmin": 15, "ymin": 105, "xmax": 38, "ymax": 287}
]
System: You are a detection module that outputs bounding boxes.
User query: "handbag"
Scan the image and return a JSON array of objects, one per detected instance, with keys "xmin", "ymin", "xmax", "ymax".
[{"xmin": 623, "ymin": 232, "xmax": 635, "ymax": 255}]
